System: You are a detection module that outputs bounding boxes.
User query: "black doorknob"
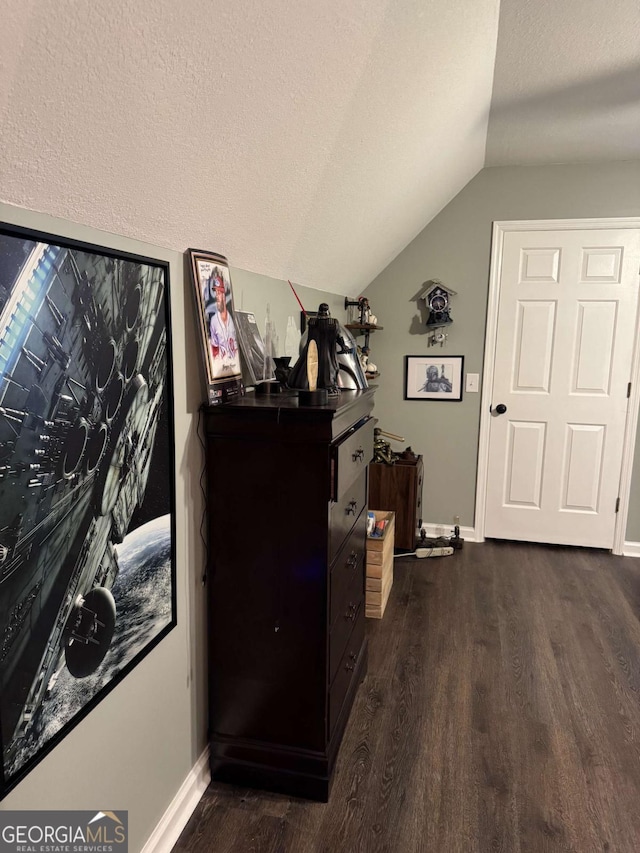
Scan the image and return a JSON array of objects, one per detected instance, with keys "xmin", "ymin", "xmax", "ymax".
[{"xmin": 494, "ymin": 403, "xmax": 507, "ymax": 415}]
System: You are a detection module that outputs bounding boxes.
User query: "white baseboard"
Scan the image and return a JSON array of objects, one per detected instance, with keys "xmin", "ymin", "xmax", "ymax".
[
  {"xmin": 141, "ymin": 747, "xmax": 210, "ymax": 853},
  {"xmin": 416, "ymin": 531, "xmax": 639, "ymax": 556},
  {"xmin": 419, "ymin": 523, "xmax": 477, "ymax": 542}
]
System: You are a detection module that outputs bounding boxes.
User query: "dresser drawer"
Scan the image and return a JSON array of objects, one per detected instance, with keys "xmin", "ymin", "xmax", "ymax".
[
  {"xmin": 329, "ymin": 608, "xmax": 365, "ymax": 734},
  {"xmin": 330, "ymin": 521, "xmax": 365, "ymax": 627},
  {"xmin": 329, "ymin": 472, "xmax": 367, "ymax": 564},
  {"xmin": 332, "ymin": 417, "xmax": 374, "ymax": 500},
  {"xmin": 329, "ymin": 544, "xmax": 365, "ymax": 682}
]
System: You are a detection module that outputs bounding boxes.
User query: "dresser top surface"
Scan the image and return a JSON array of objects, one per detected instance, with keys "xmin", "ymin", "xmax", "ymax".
[
  {"xmin": 204, "ymin": 387, "xmax": 376, "ymax": 442},
  {"xmin": 206, "ymin": 386, "xmax": 374, "ymax": 412}
]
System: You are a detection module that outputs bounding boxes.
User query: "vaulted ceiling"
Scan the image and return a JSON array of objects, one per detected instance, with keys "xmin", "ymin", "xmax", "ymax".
[
  {"xmin": 0, "ymin": 0, "xmax": 637, "ymax": 296},
  {"xmin": 487, "ymin": 0, "xmax": 640, "ymax": 165}
]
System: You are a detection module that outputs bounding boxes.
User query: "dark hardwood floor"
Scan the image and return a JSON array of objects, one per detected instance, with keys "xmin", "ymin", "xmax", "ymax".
[{"xmin": 174, "ymin": 541, "xmax": 640, "ymax": 852}]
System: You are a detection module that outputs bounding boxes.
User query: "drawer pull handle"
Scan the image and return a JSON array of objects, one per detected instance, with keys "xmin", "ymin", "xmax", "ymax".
[
  {"xmin": 352, "ymin": 447, "xmax": 365, "ymax": 462},
  {"xmin": 346, "ymin": 551, "xmax": 358, "ymax": 568},
  {"xmin": 345, "ymin": 651, "xmax": 358, "ymax": 672},
  {"xmin": 344, "ymin": 602, "xmax": 358, "ymax": 620},
  {"xmin": 346, "ymin": 500, "xmax": 358, "ymax": 516}
]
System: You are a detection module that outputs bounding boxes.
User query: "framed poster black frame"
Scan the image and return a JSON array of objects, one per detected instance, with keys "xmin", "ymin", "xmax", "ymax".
[{"xmin": 0, "ymin": 221, "xmax": 177, "ymax": 799}]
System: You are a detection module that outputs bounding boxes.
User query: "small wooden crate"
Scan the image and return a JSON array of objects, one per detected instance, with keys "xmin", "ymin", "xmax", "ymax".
[{"xmin": 366, "ymin": 510, "xmax": 395, "ymax": 619}]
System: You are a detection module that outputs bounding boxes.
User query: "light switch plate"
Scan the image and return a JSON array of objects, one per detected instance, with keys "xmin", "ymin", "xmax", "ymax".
[{"xmin": 466, "ymin": 373, "xmax": 479, "ymax": 392}]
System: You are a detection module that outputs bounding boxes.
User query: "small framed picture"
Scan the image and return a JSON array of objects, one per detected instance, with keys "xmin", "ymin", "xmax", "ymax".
[
  {"xmin": 404, "ymin": 355, "xmax": 464, "ymax": 401},
  {"xmin": 188, "ymin": 249, "xmax": 243, "ymax": 404}
]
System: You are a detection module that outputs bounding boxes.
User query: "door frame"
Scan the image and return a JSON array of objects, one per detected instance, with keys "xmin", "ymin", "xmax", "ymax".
[{"xmin": 475, "ymin": 218, "xmax": 640, "ymax": 555}]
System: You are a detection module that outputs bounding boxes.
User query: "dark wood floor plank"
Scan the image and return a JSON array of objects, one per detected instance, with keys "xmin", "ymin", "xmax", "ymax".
[
  {"xmin": 175, "ymin": 542, "xmax": 640, "ymax": 853},
  {"xmin": 558, "ymin": 550, "xmax": 640, "ymax": 849},
  {"xmin": 536, "ymin": 554, "xmax": 614, "ymax": 851},
  {"xmin": 471, "ymin": 555, "xmax": 521, "ymax": 853}
]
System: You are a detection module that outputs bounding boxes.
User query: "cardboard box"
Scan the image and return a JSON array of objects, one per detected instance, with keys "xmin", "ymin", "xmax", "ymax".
[{"xmin": 365, "ymin": 510, "xmax": 395, "ymax": 619}]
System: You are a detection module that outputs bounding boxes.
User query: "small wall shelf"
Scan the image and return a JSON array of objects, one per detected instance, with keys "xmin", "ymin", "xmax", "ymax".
[
  {"xmin": 345, "ymin": 323, "xmax": 384, "ymax": 332},
  {"xmin": 345, "ymin": 324, "xmax": 383, "ymax": 380},
  {"xmin": 345, "ymin": 323, "xmax": 383, "ymax": 351}
]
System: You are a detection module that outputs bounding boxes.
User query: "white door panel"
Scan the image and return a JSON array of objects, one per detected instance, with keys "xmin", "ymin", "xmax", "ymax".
[
  {"xmin": 485, "ymin": 227, "xmax": 640, "ymax": 548},
  {"xmin": 561, "ymin": 423, "xmax": 605, "ymax": 512},
  {"xmin": 504, "ymin": 421, "xmax": 546, "ymax": 507},
  {"xmin": 513, "ymin": 300, "xmax": 556, "ymax": 392},
  {"xmin": 572, "ymin": 302, "xmax": 616, "ymax": 395}
]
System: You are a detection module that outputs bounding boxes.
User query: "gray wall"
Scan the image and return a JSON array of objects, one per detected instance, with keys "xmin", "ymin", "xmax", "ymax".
[
  {"xmin": 231, "ymin": 268, "xmax": 346, "ymax": 356},
  {"xmin": 0, "ymin": 203, "xmax": 341, "ymax": 848},
  {"xmin": 362, "ymin": 161, "xmax": 640, "ymax": 541}
]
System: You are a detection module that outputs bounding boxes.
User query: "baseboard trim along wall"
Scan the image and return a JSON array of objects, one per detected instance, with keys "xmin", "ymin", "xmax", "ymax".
[
  {"xmin": 417, "ymin": 527, "xmax": 640, "ymax": 557},
  {"xmin": 141, "ymin": 747, "xmax": 210, "ymax": 853},
  {"xmin": 419, "ymin": 524, "xmax": 477, "ymax": 542}
]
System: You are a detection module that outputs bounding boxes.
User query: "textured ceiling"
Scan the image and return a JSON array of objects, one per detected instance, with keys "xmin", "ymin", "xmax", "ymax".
[
  {"xmin": 0, "ymin": 0, "xmax": 499, "ymax": 296},
  {"xmin": 0, "ymin": 0, "xmax": 635, "ymax": 298},
  {"xmin": 486, "ymin": 0, "xmax": 640, "ymax": 165}
]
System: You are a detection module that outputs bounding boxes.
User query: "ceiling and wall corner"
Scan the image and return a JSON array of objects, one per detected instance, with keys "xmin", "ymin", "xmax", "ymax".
[
  {"xmin": 0, "ymin": 0, "xmax": 500, "ymax": 297},
  {"xmin": 1, "ymin": 1, "xmax": 638, "ymax": 297},
  {"xmin": 486, "ymin": 0, "xmax": 640, "ymax": 165}
]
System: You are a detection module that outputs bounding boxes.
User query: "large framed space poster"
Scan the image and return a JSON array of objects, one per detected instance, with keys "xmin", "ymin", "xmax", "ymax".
[{"xmin": 0, "ymin": 223, "xmax": 176, "ymax": 798}]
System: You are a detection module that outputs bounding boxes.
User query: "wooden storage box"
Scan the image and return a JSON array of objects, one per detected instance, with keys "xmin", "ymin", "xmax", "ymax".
[
  {"xmin": 368, "ymin": 457, "xmax": 423, "ymax": 550},
  {"xmin": 366, "ymin": 510, "xmax": 395, "ymax": 619}
]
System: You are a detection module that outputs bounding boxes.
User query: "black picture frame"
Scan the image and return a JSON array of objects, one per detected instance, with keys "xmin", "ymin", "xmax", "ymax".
[
  {"xmin": 188, "ymin": 249, "xmax": 243, "ymax": 405},
  {"xmin": 0, "ymin": 222, "xmax": 177, "ymax": 799},
  {"xmin": 404, "ymin": 355, "xmax": 464, "ymax": 401}
]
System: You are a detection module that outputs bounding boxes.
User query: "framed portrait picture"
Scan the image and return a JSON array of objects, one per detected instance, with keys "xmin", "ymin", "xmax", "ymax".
[
  {"xmin": 404, "ymin": 355, "xmax": 464, "ymax": 401},
  {"xmin": 235, "ymin": 310, "xmax": 275, "ymax": 386},
  {"xmin": 188, "ymin": 249, "xmax": 243, "ymax": 405},
  {"xmin": 0, "ymin": 222, "xmax": 176, "ymax": 799}
]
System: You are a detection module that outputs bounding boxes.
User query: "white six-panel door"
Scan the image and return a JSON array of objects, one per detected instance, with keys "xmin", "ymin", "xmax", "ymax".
[{"xmin": 484, "ymin": 226, "xmax": 640, "ymax": 548}]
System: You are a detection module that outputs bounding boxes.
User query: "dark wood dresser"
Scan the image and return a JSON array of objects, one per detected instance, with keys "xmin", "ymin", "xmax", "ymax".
[
  {"xmin": 368, "ymin": 456, "xmax": 424, "ymax": 551},
  {"xmin": 203, "ymin": 388, "xmax": 375, "ymax": 800}
]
